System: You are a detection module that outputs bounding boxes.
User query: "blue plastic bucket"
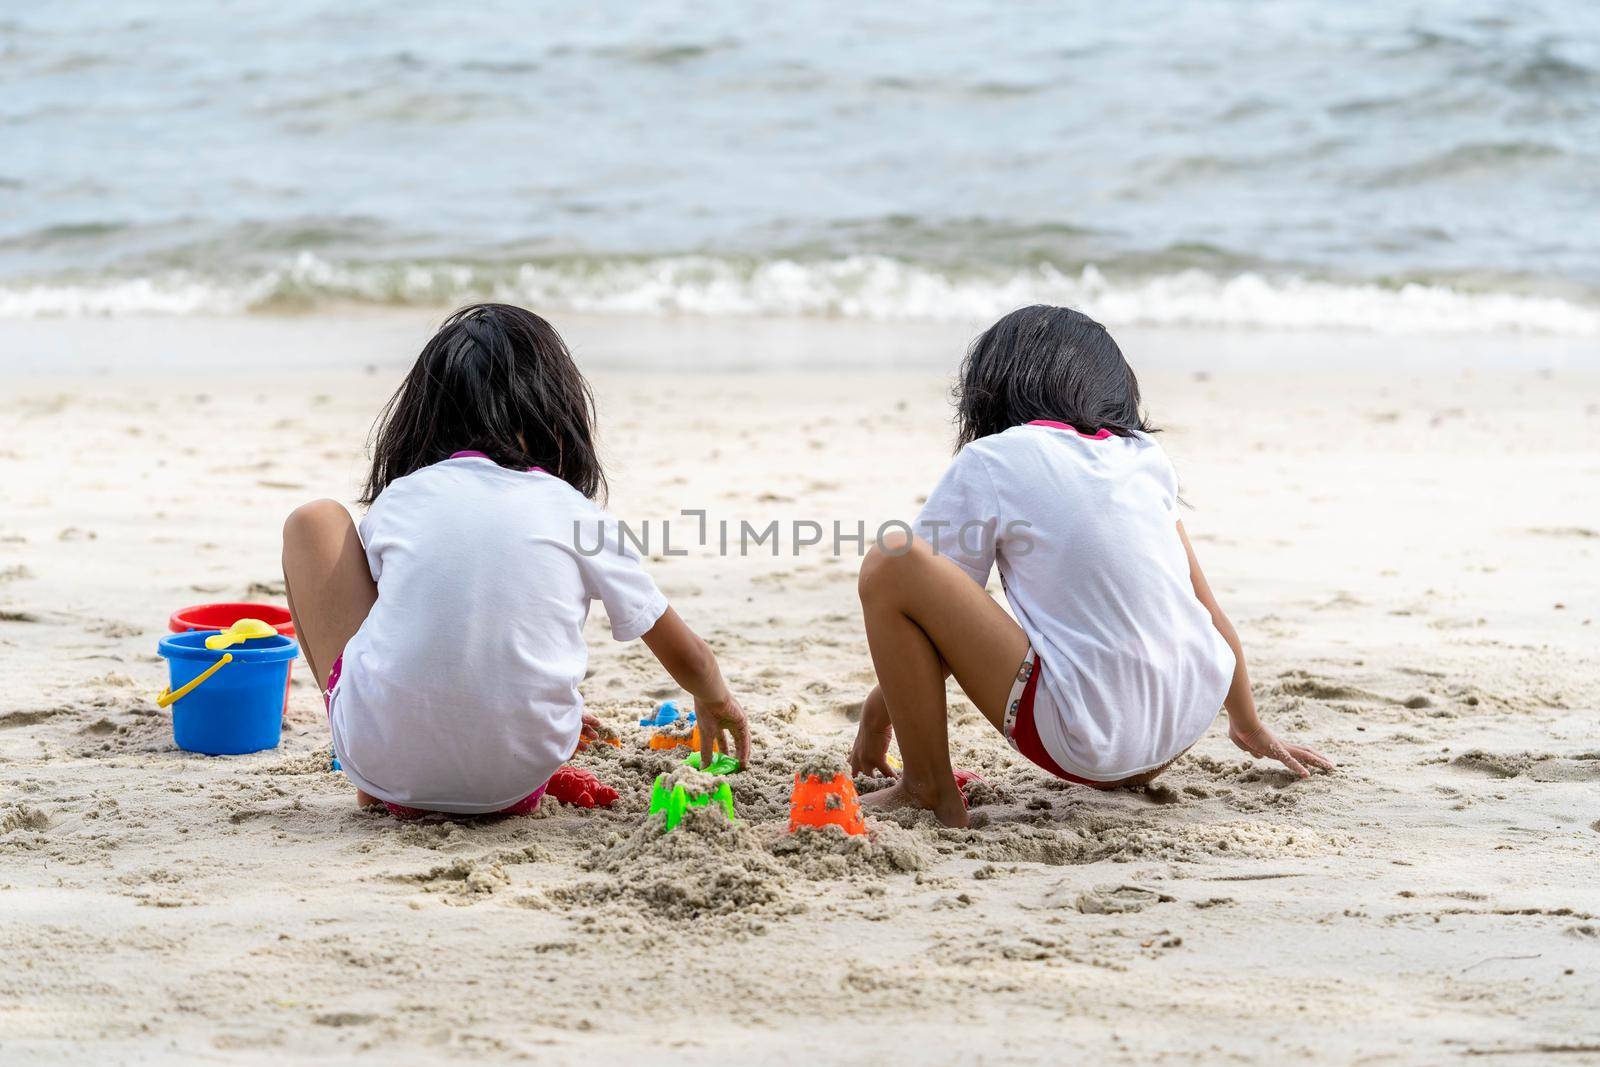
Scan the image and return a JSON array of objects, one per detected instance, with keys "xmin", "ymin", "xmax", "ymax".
[{"xmin": 156, "ymin": 631, "xmax": 299, "ymax": 755}]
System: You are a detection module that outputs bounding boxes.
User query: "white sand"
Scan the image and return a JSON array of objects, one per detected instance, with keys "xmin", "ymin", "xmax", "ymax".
[{"xmin": 1, "ymin": 312, "xmax": 1597, "ymax": 1065}]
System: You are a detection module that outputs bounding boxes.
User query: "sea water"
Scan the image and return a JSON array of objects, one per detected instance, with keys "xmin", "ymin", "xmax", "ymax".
[{"xmin": 2, "ymin": 1, "xmax": 1597, "ymax": 336}]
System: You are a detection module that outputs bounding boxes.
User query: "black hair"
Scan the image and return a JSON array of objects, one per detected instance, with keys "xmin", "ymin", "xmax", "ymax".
[
  {"xmin": 362, "ymin": 303, "xmax": 605, "ymax": 504},
  {"xmin": 955, "ymin": 305, "xmax": 1154, "ymax": 448}
]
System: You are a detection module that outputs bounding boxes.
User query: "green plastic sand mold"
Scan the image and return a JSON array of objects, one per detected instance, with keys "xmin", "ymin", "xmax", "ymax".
[
  {"xmin": 683, "ymin": 751, "xmax": 742, "ymax": 776},
  {"xmin": 648, "ymin": 774, "xmax": 737, "ymax": 832}
]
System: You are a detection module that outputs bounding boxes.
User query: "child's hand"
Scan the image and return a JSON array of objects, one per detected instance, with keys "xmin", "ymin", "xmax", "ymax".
[
  {"xmin": 849, "ymin": 719, "xmax": 896, "ymax": 779},
  {"xmin": 639, "ymin": 609, "xmax": 749, "ymax": 766},
  {"xmin": 1228, "ymin": 720, "xmax": 1334, "ymax": 779},
  {"xmin": 580, "ymin": 713, "xmax": 603, "ymax": 743},
  {"xmin": 850, "ymin": 690, "xmax": 896, "ymax": 778},
  {"xmin": 696, "ymin": 694, "xmax": 751, "ymax": 766}
]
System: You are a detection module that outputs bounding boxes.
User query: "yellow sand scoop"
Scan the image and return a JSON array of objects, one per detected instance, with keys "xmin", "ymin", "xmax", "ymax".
[{"xmin": 203, "ymin": 618, "xmax": 277, "ymax": 651}]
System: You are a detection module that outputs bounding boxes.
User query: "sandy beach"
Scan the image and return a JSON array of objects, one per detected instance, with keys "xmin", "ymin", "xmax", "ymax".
[{"xmin": 1, "ymin": 311, "xmax": 1596, "ymax": 1064}]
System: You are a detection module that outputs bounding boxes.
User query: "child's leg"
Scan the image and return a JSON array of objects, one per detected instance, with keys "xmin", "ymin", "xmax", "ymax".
[
  {"xmin": 281, "ymin": 500, "xmax": 378, "ymax": 806},
  {"xmin": 856, "ymin": 532, "xmax": 1029, "ymax": 827}
]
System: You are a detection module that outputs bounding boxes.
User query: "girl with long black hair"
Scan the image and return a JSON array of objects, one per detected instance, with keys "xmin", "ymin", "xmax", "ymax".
[{"xmin": 282, "ymin": 303, "xmax": 748, "ymax": 818}]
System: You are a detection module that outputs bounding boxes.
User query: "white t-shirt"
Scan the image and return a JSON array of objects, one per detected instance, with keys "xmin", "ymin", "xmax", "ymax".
[
  {"xmin": 330, "ymin": 455, "xmax": 668, "ymax": 813},
  {"xmin": 915, "ymin": 422, "xmax": 1234, "ymax": 781}
]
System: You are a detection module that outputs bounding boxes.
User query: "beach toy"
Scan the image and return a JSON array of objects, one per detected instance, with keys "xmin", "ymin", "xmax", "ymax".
[
  {"xmin": 953, "ymin": 768, "xmax": 986, "ymax": 802},
  {"xmin": 648, "ymin": 723, "xmax": 700, "ymax": 752},
  {"xmin": 203, "ymin": 618, "xmax": 278, "ymax": 650},
  {"xmin": 788, "ymin": 769, "xmax": 865, "ymax": 836},
  {"xmin": 169, "ymin": 603, "xmax": 297, "ymax": 713},
  {"xmin": 545, "ymin": 766, "xmax": 619, "ymax": 809},
  {"xmin": 647, "ymin": 773, "xmax": 736, "ymax": 832},
  {"xmin": 576, "ymin": 732, "xmax": 622, "ymax": 752},
  {"xmin": 684, "ymin": 751, "xmax": 742, "ymax": 776},
  {"xmin": 156, "ymin": 630, "xmax": 299, "ymax": 755},
  {"xmin": 576, "ymin": 715, "xmax": 622, "ymax": 752},
  {"xmin": 169, "ymin": 602, "xmax": 294, "ymax": 638},
  {"xmin": 639, "ymin": 700, "xmax": 694, "ymax": 728}
]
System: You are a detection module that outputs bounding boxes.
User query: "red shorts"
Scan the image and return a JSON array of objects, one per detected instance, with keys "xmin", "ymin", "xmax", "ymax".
[
  {"xmin": 324, "ymin": 652, "xmax": 547, "ymax": 819},
  {"xmin": 1003, "ymin": 650, "xmax": 1103, "ymax": 787}
]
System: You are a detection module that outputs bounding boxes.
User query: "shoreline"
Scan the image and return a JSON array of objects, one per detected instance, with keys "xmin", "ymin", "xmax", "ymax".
[{"xmin": 2, "ymin": 309, "xmax": 1597, "ymax": 379}]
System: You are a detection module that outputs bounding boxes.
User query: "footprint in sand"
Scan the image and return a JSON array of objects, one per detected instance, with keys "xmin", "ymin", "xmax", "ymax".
[
  {"xmin": 830, "ymin": 699, "xmax": 864, "ymax": 722},
  {"xmin": 390, "ymin": 856, "xmax": 512, "ymax": 898},
  {"xmin": 1272, "ymin": 669, "xmax": 1388, "ymax": 705},
  {"xmin": 1, "ymin": 803, "xmax": 50, "ymax": 835},
  {"xmin": 0, "ymin": 706, "xmax": 69, "ymax": 729},
  {"xmin": 1450, "ymin": 750, "xmax": 1600, "ymax": 782},
  {"xmin": 1068, "ymin": 883, "xmax": 1175, "ymax": 914},
  {"xmin": 86, "ymin": 619, "xmax": 143, "ymax": 638}
]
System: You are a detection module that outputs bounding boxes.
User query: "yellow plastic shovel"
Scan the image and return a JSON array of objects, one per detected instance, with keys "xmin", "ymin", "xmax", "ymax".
[{"xmin": 204, "ymin": 618, "xmax": 277, "ymax": 650}]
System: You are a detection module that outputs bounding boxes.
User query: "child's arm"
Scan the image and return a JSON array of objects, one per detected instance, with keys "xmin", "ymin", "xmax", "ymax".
[
  {"xmin": 1177, "ymin": 521, "xmax": 1333, "ymax": 779},
  {"xmin": 641, "ymin": 607, "xmax": 751, "ymax": 766}
]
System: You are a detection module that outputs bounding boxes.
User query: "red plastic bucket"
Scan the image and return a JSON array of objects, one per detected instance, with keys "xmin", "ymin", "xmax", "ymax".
[
  {"xmin": 169, "ymin": 603, "xmax": 294, "ymax": 637},
  {"xmin": 169, "ymin": 603, "xmax": 297, "ymax": 713}
]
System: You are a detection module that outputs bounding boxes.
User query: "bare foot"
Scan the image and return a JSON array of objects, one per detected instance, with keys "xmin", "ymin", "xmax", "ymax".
[
  {"xmin": 860, "ymin": 777, "xmax": 968, "ymax": 828},
  {"xmin": 355, "ymin": 788, "xmax": 383, "ymax": 808}
]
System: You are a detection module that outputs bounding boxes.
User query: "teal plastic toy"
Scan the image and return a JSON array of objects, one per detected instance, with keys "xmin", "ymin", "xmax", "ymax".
[
  {"xmin": 640, "ymin": 700, "xmax": 694, "ymax": 728},
  {"xmin": 647, "ymin": 773, "xmax": 737, "ymax": 832},
  {"xmin": 683, "ymin": 750, "xmax": 742, "ymax": 776}
]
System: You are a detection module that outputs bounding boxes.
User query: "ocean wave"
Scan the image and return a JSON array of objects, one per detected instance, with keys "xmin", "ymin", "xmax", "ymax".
[
  {"xmin": 0, "ymin": 253, "xmax": 1595, "ymax": 336},
  {"xmin": 1365, "ymin": 140, "xmax": 1569, "ymax": 187}
]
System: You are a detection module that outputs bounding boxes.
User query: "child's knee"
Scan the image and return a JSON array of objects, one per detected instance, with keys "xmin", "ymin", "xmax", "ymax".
[
  {"xmin": 857, "ymin": 532, "xmax": 929, "ymax": 601},
  {"xmin": 283, "ymin": 498, "xmax": 349, "ymax": 547}
]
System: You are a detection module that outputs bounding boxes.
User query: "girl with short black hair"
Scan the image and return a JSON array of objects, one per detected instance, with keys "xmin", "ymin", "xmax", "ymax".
[{"xmin": 851, "ymin": 305, "xmax": 1330, "ymax": 826}]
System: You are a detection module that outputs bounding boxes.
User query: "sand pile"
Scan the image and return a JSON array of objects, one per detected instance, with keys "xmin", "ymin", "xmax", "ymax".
[
  {"xmin": 573, "ymin": 800, "xmax": 790, "ymax": 920},
  {"xmin": 768, "ymin": 822, "xmax": 929, "ymax": 878},
  {"xmin": 792, "ymin": 752, "xmax": 849, "ymax": 783},
  {"xmin": 548, "ymin": 727, "xmax": 944, "ymax": 911},
  {"xmin": 562, "ymin": 700, "xmax": 1357, "ymax": 896}
]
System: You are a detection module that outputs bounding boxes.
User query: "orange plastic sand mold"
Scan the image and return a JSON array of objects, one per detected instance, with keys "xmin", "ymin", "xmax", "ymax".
[
  {"xmin": 787, "ymin": 771, "xmax": 865, "ymax": 835},
  {"xmin": 648, "ymin": 724, "xmax": 700, "ymax": 751},
  {"xmin": 576, "ymin": 733, "xmax": 622, "ymax": 752}
]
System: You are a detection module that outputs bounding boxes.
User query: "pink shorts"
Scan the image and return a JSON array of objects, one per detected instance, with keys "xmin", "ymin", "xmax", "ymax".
[{"xmin": 324, "ymin": 652, "xmax": 548, "ymax": 820}]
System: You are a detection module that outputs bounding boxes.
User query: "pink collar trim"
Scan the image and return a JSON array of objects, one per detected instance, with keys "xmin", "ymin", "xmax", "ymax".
[
  {"xmin": 1027, "ymin": 420, "xmax": 1113, "ymax": 440},
  {"xmin": 448, "ymin": 450, "xmax": 545, "ymax": 474}
]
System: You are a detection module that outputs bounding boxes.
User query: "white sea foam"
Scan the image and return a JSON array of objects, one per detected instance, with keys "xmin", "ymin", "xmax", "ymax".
[{"xmin": 1, "ymin": 253, "xmax": 1595, "ymax": 336}]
